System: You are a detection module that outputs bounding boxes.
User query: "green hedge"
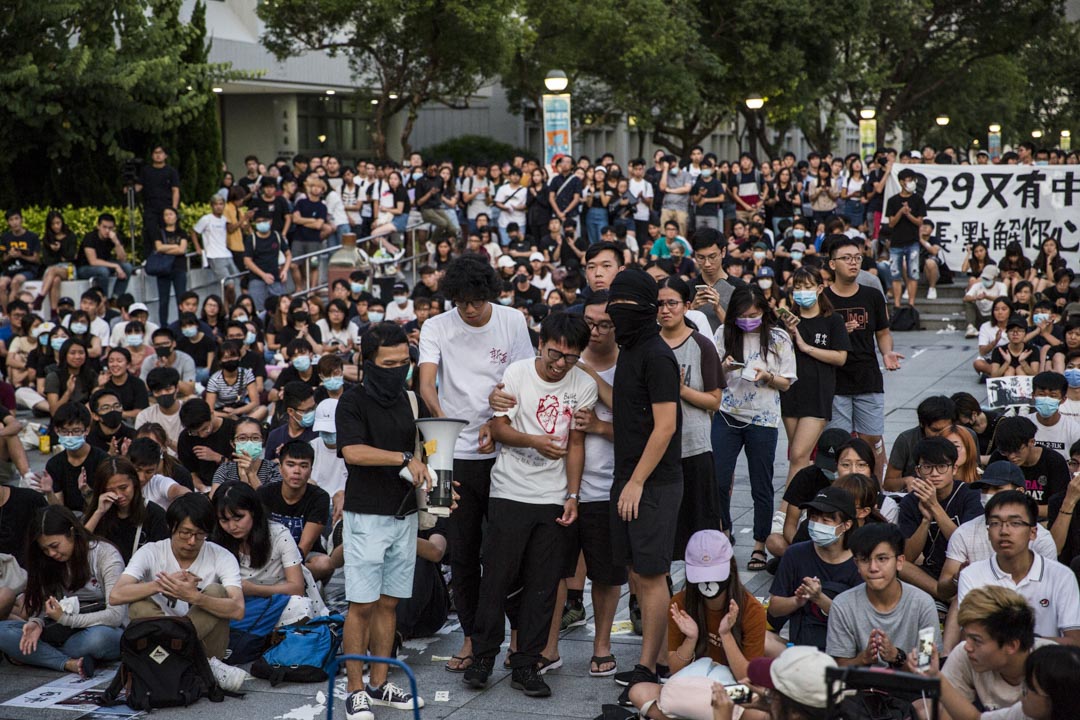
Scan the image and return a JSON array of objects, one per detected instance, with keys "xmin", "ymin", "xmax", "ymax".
[
  {"xmin": 19, "ymin": 203, "xmax": 214, "ymax": 263},
  {"xmin": 419, "ymin": 135, "xmax": 532, "ymax": 169}
]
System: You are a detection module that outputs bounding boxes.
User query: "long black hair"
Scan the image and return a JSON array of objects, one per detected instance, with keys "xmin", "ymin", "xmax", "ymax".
[
  {"xmin": 211, "ymin": 481, "xmax": 272, "ymax": 569},
  {"xmin": 1025, "ymin": 644, "xmax": 1080, "ymax": 720},
  {"xmin": 57, "ymin": 338, "xmax": 95, "ymax": 396},
  {"xmin": 723, "ymin": 285, "xmax": 776, "ymax": 364},
  {"xmin": 681, "ymin": 557, "xmax": 748, "ymax": 660},
  {"xmin": 87, "ymin": 457, "xmax": 147, "ymax": 539},
  {"xmin": 24, "ymin": 506, "xmax": 94, "ymax": 617}
]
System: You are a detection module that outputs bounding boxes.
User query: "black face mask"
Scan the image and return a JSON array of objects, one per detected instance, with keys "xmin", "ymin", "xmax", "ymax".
[
  {"xmin": 156, "ymin": 393, "xmax": 177, "ymax": 410},
  {"xmin": 220, "ymin": 359, "xmax": 240, "ymax": 372},
  {"xmin": 607, "ymin": 303, "xmax": 658, "ymax": 347},
  {"xmin": 292, "ymin": 312, "xmax": 309, "ymax": 325},
  {"xmin": 363, "ymin": 360, "xmax": 409, "ymax": 408},
  {"xmin": 99, "ymin": 411, "xmax": 123, "ymax": 430},
  {"xmin": 155, "ymin": 346, "xmax": 171, "ymax": 358}
]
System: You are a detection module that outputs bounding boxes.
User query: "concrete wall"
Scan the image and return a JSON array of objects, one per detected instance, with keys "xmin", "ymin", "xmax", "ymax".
[{"xmin": 220, "ymin": 94, "xmax": 301, "ymax": 173}]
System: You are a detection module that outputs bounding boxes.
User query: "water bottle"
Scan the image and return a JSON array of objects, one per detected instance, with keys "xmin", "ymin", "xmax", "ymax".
[{"xmin": 38, "ymin": 426, "xmax": 50, "ymax": 454}]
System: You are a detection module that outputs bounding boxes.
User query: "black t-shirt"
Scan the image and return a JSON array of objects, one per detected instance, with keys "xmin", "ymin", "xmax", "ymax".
[
  {"xmin": 1044, "ymin": 285, "xmax": 1079, "ymax": 310},
  {"xmin": 176, "ymin": 332, "xmax": 217, "ymax": 370},
  {"xmin": 781, "ymin": 313, "xmax": 852, "ymax": 420},
  {"xmin": 769, "ymin": 540, "xmax": 863, "ymax": 649},
  {"xmin": 155, "ymin": 227, "xmax": 187, "ymax": 272},
  {"xmin": 1015, "ymin": 449, "xmax": 1071, "ymax": 505},
  {"xmin": 415, "ymin": 175, "xmax": 444, "ymax": 210},
  {"xmin": 107, "ymin": 373, "xmax": 150, "ymax": 412},
  {"xmin": 247, "ymin": 195, "xmax": 291, "ymax": 234},
  {"xmin": 514, "ymin": 284, "xmax": 542, "ymax": 306},
  {"xmin": 87, "ymin": 423, "xmax": 137, "ymax": 454},
  {"xmin": 139, "ymin": 164, "xmax": 180, "ymax": 211},
  {"xmin": 884, "ymin": 193, "xmax": 928, "ymax": 248},
  {"xmin": 0, "ymin": 487, "xmax": 48, "ymax": 566},
  {"xmin": 274, "ymin": 325, "xmax": 323, "ymax": 350},
  {"xmin": 0, "ymin": 230, "xmax": 41, "ymax": 274},
  {"xmin": 825, "ymin": 284, "xmax": 890, "ymax": 395},
  {"xmin": 177, "ymin": 418, "xmax": 237, "ymax": 485},
  {"xmin": 103, "ymin": 501, "xmax": 170, "ymax": 564},
  {"xmin": 265, "ymin": 425, "xmax": 316, "ymax": 462},
  {"xmin": 782, "ymin": 465, "xmax": 832, "ymax": 509},
  {"xmin": 897, "ymin": 480, "xmax": 983, "ymax": 577},
  {"xmin": 865, "ymin": 169, "xmax": 885, "ymax": 212},
  {"xmin": 240, "ymin": 350, "xmax": 267, "ymax": 380},
  {"xmin": 257, "ymin": 481, "xmax": 330, "ymax": 554},
  {"xmin": 77, "ymin": 231, "xmax": 116, "ymax": 266},
  {"xmin": 548, "ymin": 175, "xmax": 583, "ymax": 214},
  {"xmin": 45, "ymin": 446, "xmax": 109, "ymax": 513},
  {"xmin": 691, "ymin": 177, "xmax": 723, "ymax": 217},
  {"xmin": 990, "ymin": 344, "xmax": 1036, "ymax": 369},
  {"xmin": 1047, "ymin": 492, "xmax": 1080, "ymax": 566},
  {"xmin": 292, "ymin": 198, "xmax": 327, "ymax": 244},
  {"xmin": 243, "ymin": 231, "xmax": 288, "ymax": 276},
  {"xmin": 612, "ymin": 333, "xmax": 683, "ymax": 486},
  {"xmin": 336, "ymin": 385, "xmax": 429, "ymax": 516},
  {"xmin": 164, "ymin": 461, "xmax": 195, "ymax": 491}
]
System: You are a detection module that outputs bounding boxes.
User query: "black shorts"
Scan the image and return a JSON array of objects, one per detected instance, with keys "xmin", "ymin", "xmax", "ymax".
[
  {"xmin": 609, "ymin": 479, "xmax": 683, "ymax": 577},
  {"xmin": 2, "ymin": 266, "xmax": 39, "ymax": 280},
  {"xmin": 562, "ymin": 501, "xmax": 628, "ymax": 586}
]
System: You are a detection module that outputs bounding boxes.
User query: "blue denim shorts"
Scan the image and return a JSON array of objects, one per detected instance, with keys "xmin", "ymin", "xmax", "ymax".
[{"xmin": 889, "ymin": 244, "xmax": 921, "ymax": 280}]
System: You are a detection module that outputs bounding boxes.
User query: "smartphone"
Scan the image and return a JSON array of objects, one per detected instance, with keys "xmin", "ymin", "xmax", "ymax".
[
  {"xmin": 740, "ymin": 366, "xmax": 758, "ymax": 382},
  {"xmin": 695, "ymin": 284, "xmax": 712, "ymax": 295},
  {"xmin": 917, "ymin": 626, "xmax": 935, "ymax": 670},
  {"xmin": 727, "ymin": 360, "xmax": 745, "ymax": 369},
  {"xmin": 724, "ymin": 684, "xmax": 753, "ymax": 704},
  {"xmin": 776, "ymin": 306, "xmax": 800, "ymax": 325}
]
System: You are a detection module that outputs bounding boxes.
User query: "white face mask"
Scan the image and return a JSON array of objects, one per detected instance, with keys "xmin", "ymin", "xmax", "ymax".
[
  {"xmin": 759, "ymin": 279, "xmax": 773, "ymax": 290},
  {"xmin": 904, "ymin": 180, "xmax": 917, "ymax": 193}
]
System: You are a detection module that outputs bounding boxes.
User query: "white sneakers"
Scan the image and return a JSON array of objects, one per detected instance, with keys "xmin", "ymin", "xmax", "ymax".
[
  {"xmin": 926, "ymin": 287, "xmax": 937, "ymax": 300},
  {"xmin": 965, "ymin": 324, "xmax": 978, "ymax": 338},
  {"xmin": 209, "ymin": 656, "xmax": 252, "ymax": 692}
]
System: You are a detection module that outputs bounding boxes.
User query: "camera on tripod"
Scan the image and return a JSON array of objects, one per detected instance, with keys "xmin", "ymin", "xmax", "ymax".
[{"xmin": 121, "ymin": 157, "xmax": 144, "ymax": 185}]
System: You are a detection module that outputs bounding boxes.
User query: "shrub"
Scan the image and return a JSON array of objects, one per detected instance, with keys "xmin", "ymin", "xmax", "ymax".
[{"xmin": 419, "ymin": 135, "xmax": 532, "ymax": 168}]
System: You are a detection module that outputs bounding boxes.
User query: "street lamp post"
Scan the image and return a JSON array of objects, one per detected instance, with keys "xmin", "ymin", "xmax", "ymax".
[
  {"xmin": 744, "ymin": 94, "xmax": 765, "ymax": 158},
  {"xmin": 542, "ymin": 70, "xmax": 571, "ymax": 167},
  {"xmin": 859, "ymin": 106, "xmax": 877, "ymax": 160},
  {"xmin": 988, "ymin": 123, "xmax": 1002, "ymax": 161}
]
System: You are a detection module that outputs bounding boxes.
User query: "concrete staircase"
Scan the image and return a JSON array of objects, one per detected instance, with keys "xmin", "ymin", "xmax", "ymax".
[{"xmin": 901, "ymin": 281, "xmax": 968, "ymax": 333}]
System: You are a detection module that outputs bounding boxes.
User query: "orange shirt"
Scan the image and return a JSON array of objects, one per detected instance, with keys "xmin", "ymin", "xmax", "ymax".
[
  {"xmin": 224, "ymin": 203, "xmax": 244, "ymax": 253},
  {"xmin": 668, "ymin": 589, "xmax": 766, "ymax": 665}
]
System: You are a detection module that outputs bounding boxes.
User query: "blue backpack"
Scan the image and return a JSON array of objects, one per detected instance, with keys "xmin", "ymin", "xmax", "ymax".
[{"xmin": 251, "ymin": 614, "xmax": 343, "ymax": 686}]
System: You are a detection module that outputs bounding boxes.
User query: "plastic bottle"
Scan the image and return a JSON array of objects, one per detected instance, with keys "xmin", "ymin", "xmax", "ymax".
[{"xmin": 38, "ymin": 426, "xmax": 50, "ymax": 454}]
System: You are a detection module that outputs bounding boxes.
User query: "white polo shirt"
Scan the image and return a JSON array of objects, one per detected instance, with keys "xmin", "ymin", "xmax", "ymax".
[
  {"xmin": 945, "ymin": 515, "xmax": 1059, "ymax": 565},
  {"xmin": 957, "ymin": 552, "xmax": 1080, "ymax": 639}
]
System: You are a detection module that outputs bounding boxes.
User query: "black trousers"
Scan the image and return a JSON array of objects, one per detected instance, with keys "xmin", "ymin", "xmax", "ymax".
[
  {"xmin": 472, "ymin": 498, "xmax": 566, "ymax": 669},
  {"xmin": 448, "ymin": 457, "xmax": 494, "ymax": 637}
]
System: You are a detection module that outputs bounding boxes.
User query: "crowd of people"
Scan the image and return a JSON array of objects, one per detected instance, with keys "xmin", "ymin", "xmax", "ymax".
[{"xmin": 0, "ymin": 141, "xmax": 1077, "ymax": 720}]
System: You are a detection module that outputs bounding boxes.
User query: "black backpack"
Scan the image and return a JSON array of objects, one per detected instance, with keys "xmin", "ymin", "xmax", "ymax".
[
  {"xmin": 890, "ymin": 305, "xmax": 920, "ymax": 331},
  {"xmin": 101, "ymin": 617, "xmax": 229, "ymax": 710}
]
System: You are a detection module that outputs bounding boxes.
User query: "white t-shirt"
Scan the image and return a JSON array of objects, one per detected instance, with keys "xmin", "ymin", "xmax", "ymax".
[
  {"xmin": 629, "ymin": 178, "xmax": 654, "ymax": 222},
  {"xmin": 580, "ymin": 363, "xmax": 615, "ymax": 503},
  {"xmin": 957, "ymin": 553, "xmax": 1080, "ymax": 639},
  {"xmin": 946, "ymin": 515, "xmax": 1059, "ymax": 565},
  {"xmin": 241, "ymin": 522, "xmax": 302, "ymax": 587},
  {"xmin": 193, "ymin": 213, "xmax": 230, "ymax": 259},
  {"xmin": 881, "ymin": 495, "xmax": 899, "ymax": 523},
  {"xmin": 491, "ymin": 359, "xmax": 598, "ymax": 505},
  {"xmin": 316, "ymin": 319, "xmax": 360, "ymax": 351},
  {"xmin": 531, "ymin": 273, "xmax": 556, "ymax": 297},
  {"xmin": 323, "ymin": 190, "xmax": 349, "ymax": 227},
  {"xmin": 309, "ymin": 438, "xmax": 347, "ymax": 499},
  {"xmin": 495, "ymin": 184, "xmax": 527, "ymax": 229},
  {"xmin": 142, "ymin": 473, "xmax": 181, "ymax": 511},
  {"xmin": 1060, "ymin": 397, "xmax": 1080, "ymax": 417},
  {"xmin": 713, "ymin": 326, "xmax": 797, "ymax": 428},
  {"xmin": 418, "ymin": 304, "xmax": 535, "ymax": 459},
  {"xmin": 942, "ymin": 636, "xmax": 1055, "ymax": 712},
  {"xmin": 977, "ymin": 322, "xmax": 1008, "ymax": 353},
  {"xmin": 122, "ymin": 538, "xmax": 242, "ymax": 616},
  {"xmin": 965, "ymin": 281, "xmax": 1008, "ymax": 315},
  {"xmin": 385, "ymin": 299, "xmax": 416, "ymax": 324},
  {"xmin": 463, "ymin": 177, "xmax": 492, "ymax": 220},
  {"xmin": 134, "ymin": 404, "xmax": 185, "ymax": 454},
  {"xmin": 110, "ymin": 320, "xmax": 159, "ymax": 349},
  {"xmin": 1027, "ymin": 410, "xmax": 1080, "ymax": 461}
]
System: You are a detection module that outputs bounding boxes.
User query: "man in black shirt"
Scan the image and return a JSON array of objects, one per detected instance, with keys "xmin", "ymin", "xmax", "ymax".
[
  {"xmin": 0, "ymin": 210, "xmax": 41, "ymax": 307},
  {"xmin": 247, "ymin": 177, "xmax": 292, "ymax": 235},
  {"xmin": 512, "ymin": 265, "xmax": 542, "ymax": 306},
  {"xmin": 76, "ymin": 213, "xmax": 135, "ymax": 297},
  {"xmin": 87, "ymin": 388, "xmax": 137, "ymax": 455},
  {"xmin": 242, "ymin": 207, "xmax": 291, "ymax": 312},
  {"xmin": 135, "ymin": 144, "xmax": 181, "ymax": 240},
  {"xmin": 415, "ymin": 162, "xmax": 453, "ymax": 239},
  {"xmin": 256, "ymin": 441, "xmax": 332, "ymax": 579},
  {"xmin": 884, "ymin": 167, "xmax": 927, "ymax": 310},
  {"xmin": 336, "ymin": 322, "xmax": 429, "ymax": 715},
  {"xmin": 43, "ymin": 403, "xmax": 109, "ymax": 513},
  {"xmin": 605, "ymin": 267, "xmax": 682, "ymax": 702},
  {"xmin": 177, "ymin": 399, "xmax": 237, "ymax": 492},
  {"xmin": 547, "ymin": 155, "xmax": 582, "ymax": 224}
]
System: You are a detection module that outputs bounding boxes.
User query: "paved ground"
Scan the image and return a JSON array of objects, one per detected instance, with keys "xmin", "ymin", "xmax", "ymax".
[{"xmin": 0, "ymin": 328, "xmax": 983, "ymax": 720}]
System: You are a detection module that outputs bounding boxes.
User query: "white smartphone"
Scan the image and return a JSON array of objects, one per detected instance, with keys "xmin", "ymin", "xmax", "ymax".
[
  {"xmin": 740, "ymin": 366, "xmax": 758, "ymax": 382},
  {"xmin": 917, "ymin": 626, "xmax": 935, "ymax": 670}
]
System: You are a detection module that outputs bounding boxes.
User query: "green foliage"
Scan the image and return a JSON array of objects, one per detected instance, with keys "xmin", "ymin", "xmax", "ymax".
[{"xmin": 419, "ymin": 135, "xmax": 531, "ymax": 169}]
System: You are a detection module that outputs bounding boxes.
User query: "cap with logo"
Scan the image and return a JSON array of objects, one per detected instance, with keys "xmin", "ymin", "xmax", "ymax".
[
  {"xmin": 814, "ymin": 428, "xmax": 851, "ymax": 473},
  {"xmin": 801, "ymin": 485, "xmax": 856, "ymax": 521},
  {"xmin": 313, "ymin": 398, "xmax": 339, "ymax": 433},
  {"xmin": 683, "ymin": 530, "xmax": 733, "ymax": 584}
]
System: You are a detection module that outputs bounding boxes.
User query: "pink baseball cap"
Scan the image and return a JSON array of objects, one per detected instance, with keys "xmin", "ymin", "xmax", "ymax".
[{"xmin": 684, "ymin": 530, "xmax": 733, "ymax": 584}]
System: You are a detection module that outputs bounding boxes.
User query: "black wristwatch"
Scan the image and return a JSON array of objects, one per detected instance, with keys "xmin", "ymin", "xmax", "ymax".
[
  {"xmin": 401, "ymin": 451, "xmax": 414, "ymax": 467},
  {"xmin": 889, "ymin": 647, "xmax": 907, "ymax": 668}
]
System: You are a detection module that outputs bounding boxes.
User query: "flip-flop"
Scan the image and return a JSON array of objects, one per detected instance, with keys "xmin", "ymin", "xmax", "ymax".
[
  {"xmin": 444, "ymin": 655, "xmax": 473, "ymax": 673},
  {"xmin": 589, "ymin": 654, "xmax": 617, "ymax": 677},
  {"xmin": 76, "ymin": 655, "xmax": 96, "ymax": 680},
  {"xmin": 747, "ymin": 549, "xmax": 768, "ymax": 572},
  {"xmin": 538, "ymin": 656, "xmax": 562, "ymax": 675}
]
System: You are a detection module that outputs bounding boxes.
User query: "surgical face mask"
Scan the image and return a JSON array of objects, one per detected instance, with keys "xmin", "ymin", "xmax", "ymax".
[
  {"xmin": 37, "ymin": 334, "xmax": 48, "ymax": 346},
  {"xmin": 753, "ymin": 251, "xmax": 766, "ymax": 261},
  {"xmin": 58, "ymin": 434, "xmax": 86, "ymax": 452},
  {"xmin": 793, "ymin": 289, "xmax": 818, "ymax": 308},
  {"xmin": 245, "ymin": 331, "xmax": 257, "ymax": 346},
  {"xmin": 412, "ymin": 171, "xmax": 423, "ymax": 180},
  {"xmin": 235, "ymin": 314, "xmax": 249, "ymax": 323},
  {"xmin": 808, "ymin": 520, "xmax": 841, "ymax": 547},
  {"xmin": 980, "ymin": 493, "xmax": 994, "ymax": 507},
  {"xmin": 235, "ymin": 440, "xmax": 263, "ymax": 460},
  {"xmin": 350, "ymin": 282, "xmax": 365, "ymax": 294},
  {"xmin": 1064, "ymin": 368, "xmax": 1080, "ymax": 387},
  {"xmin": 322, "ymin": 375, "xmax": 344, "ymax": 392},
  {"xmin": 759, "ymin": 279, "xmax": 773, "ymax": 290},
  {"xmin": 70, "ymin": 322, "xmax": 88, "ymax": 335},
  {"xmin": 792, "ymin": 229, "xmax": 807, "ymax": 239},
  {"xmin": 368, "ymin": 311, "xmax": 384, "ymax": 322},
  {"xmin": 904, "ymin": 180, "xmax": 917, "ymax": 193},
  {"xmin": 292, "ymin": 355, "xmax": 312, "ymax": 372},
  {"xmin": 499, "ymin": 296, "xmax": 513, "ymax": 305},
  {"xmin": 981, "ymin": 278, "xmax": 995, "ymax": 288},
  {"xmin": 1034, "ymin": 396, "xmax": 1060, "ymax": 418},
  {"xmin": 50, "ymin": 338, "xmax": 65, "ymax": 353},
  {"xmin": 734, "ymin": 316, "xmax": 762, "ymax": 332},
  {"xmin": 669, "ymin": 167, "xmax": 679, "ymax": 175},
  {"xmin": 181, "ymin": 326, "xmax": 197, "ymax": 338},
  {"xmin": 125, "ymin": 334, "xmax": 143, "ymax": 347},
  {"xmin": 702, "ymin": 169, "xmax": 714, "ymax": 178},
  {"xmin": 255, "ymin": 221, "xmax": 271, "ymax": 233},
  {"xmin": 406, "ymin": 364, "xmax": 414, "ymax": 385},
  {"xmin": 393, "ymin": 294, "xmax": 408, "ymax": 305},
  {"xmin": 791, "ymin": 251, "xmax": 804, "ymax": 262},
  {"xmin": 296, "ymin": 409, "xmax": 316, "ymax": 428},
  {"xmin": 1033, "ymin": 313, "xmax": 1050, "ymax": 325},
  {"xmin": 320, "ymin": 431, "xmax": 337, "ymax": 447}
]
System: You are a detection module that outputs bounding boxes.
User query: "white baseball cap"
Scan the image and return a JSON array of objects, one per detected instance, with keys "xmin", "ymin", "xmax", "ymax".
[
  {"xmin": 128, "ymin": 302, "xmax": 149, "ymax": 314},
  {"xmin": 313, "ymin": 398, "xmax": 338, "ymax": 432},
  {"xmin": 747, "ymin": 645, "xmax": 837, "ymax": 709},
  {"xmin": 497, "ymin": 255, "xmax": 516, "ymax": 269}
]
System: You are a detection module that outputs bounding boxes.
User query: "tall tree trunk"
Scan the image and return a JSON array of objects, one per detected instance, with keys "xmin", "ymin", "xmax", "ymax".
[
  {"xmin": 371, "ymin": 103, "xmax": 389, "ymax": 162},
  {"xmin": 400, "ymin": 103, "xmax": 421, "ymax": 161}
]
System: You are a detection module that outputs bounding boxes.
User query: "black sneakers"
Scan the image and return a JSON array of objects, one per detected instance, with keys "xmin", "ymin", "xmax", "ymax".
[
  {"xmin": 616, "ymin": 664, "xmax": 659, "ymax": 707},
  {"xmin": 511, "ymin": 664, "xmax": 552, "ymax": 697},
  {"xmin": 463, "ymin": 655, "xmax": 495, "ymax": 689}
]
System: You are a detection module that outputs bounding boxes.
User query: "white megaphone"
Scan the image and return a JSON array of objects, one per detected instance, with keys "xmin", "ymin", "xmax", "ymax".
[{"xmin": 413, "ymin": 418, "xmax": 467, "ymax": 517}]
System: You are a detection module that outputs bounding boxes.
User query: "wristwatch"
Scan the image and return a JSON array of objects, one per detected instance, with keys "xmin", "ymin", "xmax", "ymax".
[
  {"xmin": 401, "ymin": 451, "xmax": 414, "ymax": 467},
  {"xmin": 889, "ymin": 647, "xmax": 907, "ymax": 668},
  {"xmin": 565, "ymin": 493, "xmax": 580, "ymax": 501}
]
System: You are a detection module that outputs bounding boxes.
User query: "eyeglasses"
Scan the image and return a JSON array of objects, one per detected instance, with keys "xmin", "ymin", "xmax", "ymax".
[
  {"xmin": 56, "ymin": 428, "xmax": 87, "ymax": 437},
  {"xmin": 585, "ymin": 320, "xmax": 614, "ymax": 334},
  {"xmin": 916, "ymin": 463, "xmax": 953, "ymax": 476},
  {"xmin": 455, "ymin": 299, "xmax": 487, "ymax": 310},
  {"xmin": 834, "ymin": 254, "xmax": 863, "ymax": 264},
  {"xmin": 175, "ymin": 529, "xmax": 207, "ymax": 541},
  {"xmin": 95, "ymin": 403, "xmax": 122, "ymax": 413},
  {"xmin": 987, "ymin": 519, "xmax": 1033, "ymax": 531},
  {"xmin": 545, "ymin": 348, "xmax": 581, "ymax": 365},
  {"xmin": 694, "ymin": 252, "xmax": 722, "ymax": 264},
  {"xmin": 658, "ymin": 299, "xmax": 685, "ymax": 309},
  {"xmin": 1069, "ymin": 459, "xmax": 1079, "ymax": 470},
  {"xmin": 234, "ymin": 435, "xmax": 262, "ymax": 443}
]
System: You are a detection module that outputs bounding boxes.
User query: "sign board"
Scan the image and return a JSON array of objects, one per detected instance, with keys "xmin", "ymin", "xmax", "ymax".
[{"xmin": 542, "ymin": 94, "xmax": 572, "ymax": 167}]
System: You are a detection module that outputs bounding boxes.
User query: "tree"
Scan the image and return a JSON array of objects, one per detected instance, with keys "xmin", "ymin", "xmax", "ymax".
[
  {"xmin": 0, "ymin": 0, "xmax": 238, "ymax": 207},
  {"xmin": 259, "ymin": 0, "xmax": 519, "ymax": 160}
]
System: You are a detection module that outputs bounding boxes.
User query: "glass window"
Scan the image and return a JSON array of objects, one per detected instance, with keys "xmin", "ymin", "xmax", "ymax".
[{"xmin": 297, "ymin": 95, "xmax": 373, "ymax": 156}]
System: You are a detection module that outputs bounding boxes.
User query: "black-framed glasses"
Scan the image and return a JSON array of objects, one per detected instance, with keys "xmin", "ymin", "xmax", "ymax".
[
  {"xmin": 658, "ymin": 300, "xmax": 685, "ymax": 309},
  {"xmin": 585, "ymin": 319, "xmax": 614, "ymax": 334},
  {"xmin": 987, "ymin": 519, "xmax": 1033, "ymax": 531},
  {"xmin": 545, "ymin": 348, "xmax": 581, "ymax": 364},
  {"xmin": 916, "ymin": 463, "xmax": 953, "ymax": 476}
]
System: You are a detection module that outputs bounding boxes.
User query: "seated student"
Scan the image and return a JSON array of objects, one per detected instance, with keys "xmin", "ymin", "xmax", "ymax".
[
  {"xmin": 211, "ymin": 416, "xmax": 282, "ymax": 490},
  {"xmin": 108, "ymin": 301, "xmax": 158, "ymax": 350},
  {"xmin": 223, "ymin": 320, "xmax": 267, "ymax": 398},
  {"xmin": 993, "ymin": 415, "xmax": 1070, "ymax": 518},
  {"xmin": 897, "ymin": 436, "xmax": 983, "ymax": 590},
  {"xmin": 44, "ymin": 339, "xmax": 96, "ymax": 416},
  {"xmin": 178, "ymin": 399, "xmax": 237, "ymax": 492},
  {"xmin": 1043, "ymin": 268, "xmax": 1078, "ymax": 314},
  {"xmin": 110, "ymin": 493, "xmax": 247, "ymax": 683},
  {"xmin": 205, "ymin": 340, "xmax": 265, "ymax": 422},
  {"xmin": 134, "ymin": 366, "xmax": 185, "ymax": 453},
  {"xmin": 1048, "ymin": 440, "xmax": 1080, "ymax": 573},
  {"xmin": 314, "ymin": 354, "xmax": 353, "ymax": 404},
  {"xmin": 0, "ymin": 506, "xmax": 124, "ymax": 678},
  {"xmin": 629, "ymin": 531, "xmax": 765, "ymax": 718},
  {"xmin": 174, "ymin": 312, "xmax": 217, "ymax": 386},
  {"xmin": 167, "ymin": 291, "xmax": 216, "ymax": 340},
  {"xmin": 40, "ymin": 403, "xmax": 109, "ymax": 514},
  {"xmin": 403, "ymin": 297, "xmax": 432, "ymax": 346},
  {"xmin": 1057, "ymin": 350, "xmax": 1080, "ymax": 416},
  {"xmin": 101, "ymin": 346, "xmax": 150, "ymax": 422},
  {"xmin": 211, "ymin": 482, "xmax": 305, "ymax": 646},
  {"xmin": 953, "ymin": 390, "xmax": 1003, "ymax": 463},
  {"xmin": 885, "ymin": 395, "xmax": 957, "ymax": 492},
  {"xmin": 269, "ymin": 340, "xmax": 321, "ymax": 413},
  {"xmin": 990, "ymin": 315, "xmax": 1040, "ymax": 377},
  {"xmin": 257, "ymin": 441, "xmax": 333, "ymax": 582},
  {"xmin": 87, "ymin": 389, "xmax": 136, "ymax": 455},
  {"xmin": 827, "ymin": 523, "xmax": 941, "ymax": 667},
  {"xmin": 140, "ymin": 328, "xmax": 197, "ymax": 398},
  {"xmin": 958, "ymin": 491, "xmax": 1080, "ymax": 644},
  {"xmin": 0, "ymin": 481, "xmax": 48, "ymax": 618},
  {"xmin": 1027, "ymin": 371, "xmax": 1079, "ymax": 462},
  {"xmin": 272, "ymin": 302, "xmax": 324, "ymax": 356},
  {"xmin": 129, "ymin": 432, "xmax": 195, "ymax": 498},
  {"xmin": 265, "ymin": 381, "xmax": 317, "ymax": 462},
  {"xmin": 318, "ymin": 298, "xmax": 361, "ymax": 358},
  {"xmin": 394, "ymin": 516, "xmax": 451, "ymax": 641},
  {"xmin": 83, "ymin": 457, "xmax": 169, "ymax": 564},
  {"xmin": 310, "ymin": 398, "xmax": 347, "ymax": 525},
  {"xmin": 0, "ymin": 396, "xmax": 37, "ymax": 489},
  {"xmin": 768, "ymin": 487, "xmax": 862, "ymax": 651}
]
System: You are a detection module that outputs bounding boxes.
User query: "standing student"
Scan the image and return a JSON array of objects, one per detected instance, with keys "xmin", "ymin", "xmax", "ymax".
[{"xmin": 417, "ymin": 255, "xmax": 534, "ymax": 673}]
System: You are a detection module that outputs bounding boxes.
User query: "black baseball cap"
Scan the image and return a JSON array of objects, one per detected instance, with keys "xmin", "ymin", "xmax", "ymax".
[
  {"xmin": 972, "ymin": 460, "xmax": 1025, "ymax": 489},
  {"xmin": 58, "ymin": 296, "xmax": 74, "ymax": 307},
  {"xmin": 814, "ymin": 428, "xmax": 851, "ymax": 473},
  {"xmin": 1006, "ymin": 315, "xmax": 1027, "ymax": 330},
  {"xmin": 801, "ymin": 486, "xmax": 856, "ymax": 521}
]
